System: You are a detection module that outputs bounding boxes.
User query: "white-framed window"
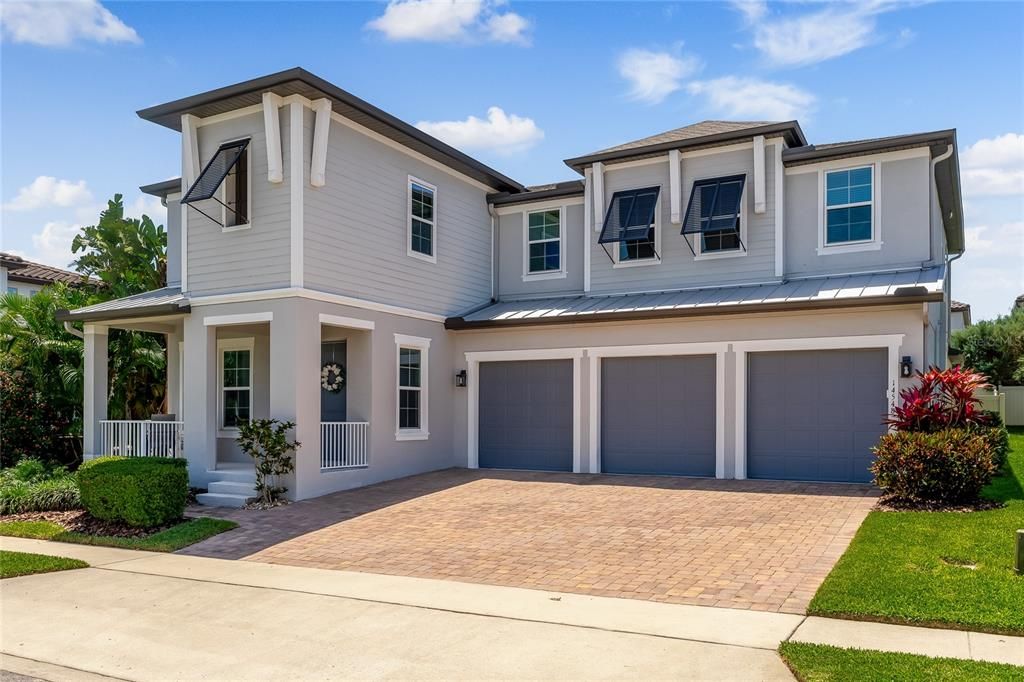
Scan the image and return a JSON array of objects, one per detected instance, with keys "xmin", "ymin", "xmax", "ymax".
[
  {"xmin": 819, "ymin": 163, "xmax": 880, "ymax": 253},
  {"xmin": 407, "ymin": 176, "xmax": 436, "ymax": 263},
  {"xmin": 690, "ymin": 174, "xmax": 748, "ymax": 260},
  {"xmin": 523, "ymin": 206, "xmax": 566, "ymax": 280},
  {"xmin": 609, "ymin": 188, "xmax": 661, "ymax": 268},
  {"xmin": 221, "ymin": 138, "xmax": 251, "ymax": 232},
  {"xmin": 217, "ymin": 337, "xmax": 254, "ymax": 435},
  {"xmin": 395, "ymin": 333, "xmax": 430, "ymax": 440}
]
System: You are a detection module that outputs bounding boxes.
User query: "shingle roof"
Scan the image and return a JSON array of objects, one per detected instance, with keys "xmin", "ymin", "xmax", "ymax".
[
  {"xmin": 447, "ymin": 266, "xmax": 945, "ymax": 329},
  {"xmin": 1, "ymin": 252, "xmax": 92, "ymax": 286},
  {"xmin": 951, "ymin": 300, "xmax": 970, "ymax": 312},
  {"xmin": 588, "ymin": 121, "xmax": 777, "ymax": 156}
]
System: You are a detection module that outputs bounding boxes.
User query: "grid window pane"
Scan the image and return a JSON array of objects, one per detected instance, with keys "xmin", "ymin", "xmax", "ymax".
[
  {"xmin": 528, "ymin": 241, "xmax": 560, "ymax": 272},
  {"xmin": 223, "ymin": 389, "xmax": 250, "ymax": 427},
  {"xmin": 399, "ymin": 348, "xmax": 421, "ymax": 388},
  {"xmin": 620, "ymin": 227, "xmax": 656, "ymax": 261},
  {"xmin": 223, "ymin": 350, "xmax": 250, "ymax": 388},
  {"xmin": 527, "ymin": 210, "xmax": 560, "ymax": 272},
  {"xmin": 826, "ymin": 205, "xmax": 873, "ymax": 244},
  {"xmin": 411, "ymin": 218, "xmax": 433, "ymax": 256},
  {"xmin": 702, "ymin": 229, "xmax": 741, "ymax": 252},
  {"xmin": 399, "ymin": 389, "xmax": 420, "ymax": 429},
  {"xmin": 825, "ymin": 167, "xmax": 872, "ymax": 207},
  {"xmin": 411, "ymin": 183, "xmax": 434, "ymax": 221}
]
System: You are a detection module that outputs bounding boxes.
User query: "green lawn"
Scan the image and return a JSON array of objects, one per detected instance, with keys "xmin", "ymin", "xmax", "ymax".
[
  {"xmin": 779, "ymin": 642, "xmax": 1024, "ymax": 682},
  {"xmin": 0, "ymin": 550, "xmax": 88, "ymax": 579},
  {"xmin": 0, "ymin": 517, "xmax": 237, "ymax": 552},
  {"xmin": 809, "ymin": 427, "xmax": 1024, "ymax": 634}
]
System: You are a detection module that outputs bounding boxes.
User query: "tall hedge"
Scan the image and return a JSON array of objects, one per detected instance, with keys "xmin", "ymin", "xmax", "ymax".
[{"xmin": 77, "ymin": 457, "xmax": 188, "ymax": 527}]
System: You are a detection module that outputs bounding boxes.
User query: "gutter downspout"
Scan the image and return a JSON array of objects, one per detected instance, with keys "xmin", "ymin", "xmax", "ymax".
[
  {"xmin": 488, "ymin": 203, "xmax": 498, "ymax": 301},
  {"xmin": 932, "ymin": 144, "xmax": 959, "ymax": 369},
  {"xmin": 63, "ymin": 320, "xmax": 84, "ymax": 339}
]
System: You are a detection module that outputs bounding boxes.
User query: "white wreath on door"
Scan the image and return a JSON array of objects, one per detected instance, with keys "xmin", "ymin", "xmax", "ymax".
[{"xmin": 320, "ymin": 363, "xmax": 345, "ymax": 392}]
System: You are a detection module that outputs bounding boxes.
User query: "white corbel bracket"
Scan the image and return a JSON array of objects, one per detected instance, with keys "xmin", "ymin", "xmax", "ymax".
[
  {"xmin": 262, "ymin": 92, "xmax": 284, "ymax": 184},
  {"xmin": 310, "ymin": 98, "xmax": 332, "ymax": 188},
  {"xmin": 753, "ymin": 135, "xmax": 766, "ymax": 214}
]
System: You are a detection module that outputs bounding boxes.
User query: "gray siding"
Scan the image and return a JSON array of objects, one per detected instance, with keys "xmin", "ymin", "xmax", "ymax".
[
  {"xmin": 589, "ymin": 146, "xmax": 778, "ymax": 295},
  {"xmin": 784, "ymin": 155, "xmax": 932, "ymax": 278},
  {"xmin": 304, "ymin": 117, "xmax": 494, "ymax": 316},
  {"xmin": 166, "ymin": 195, "xmax": 181, "ymax": 288},
  {"xmin": 495, "ymin": 203, "xmax": 585, "ymax": 299},
  {"xmin": 186, "ymin": 111, "xmax": 292, "ymax": 295}
]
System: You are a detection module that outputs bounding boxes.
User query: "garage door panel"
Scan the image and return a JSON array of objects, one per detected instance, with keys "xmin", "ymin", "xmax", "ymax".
[
  {"xmin": 748, "ymin": 349, "xmax": 886, "ymax": 483},
  {"xmin": 478, "ymin": 360, "xmax": 573, "ymax": 472},
  {"xmin": 602, "ymin": 355, "xmax": 716, "ymax": 477}
]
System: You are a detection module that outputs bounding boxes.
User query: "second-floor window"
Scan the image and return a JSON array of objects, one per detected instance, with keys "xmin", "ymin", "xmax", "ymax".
[
  {"xmin": 222, "ymin": 145, "xmax": 249, "ymax": 229},
  {"xmin": 408, "ymin": 177, "xmax": 436, "ymax": 262},
  {"xmin": 599, "ymin": 187, "xmax": 660, "ymax": 265},
  {"xmin": 526, "ymin": 209, "xmax": 562, "ymax": 275},
  {"xmin": 685, "ymin": 175, "xmax": 745, "ymax": 255},
  {"xmin": 825, "ymin": 166, "xmax": 873, "ymax": 245}
]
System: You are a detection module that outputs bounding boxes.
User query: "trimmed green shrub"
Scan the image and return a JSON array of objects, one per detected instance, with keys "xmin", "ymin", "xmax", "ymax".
[
  {"xmin": 974, "ymin": 412, "xmax": 1011, "ymax": 467},
  {"xmin": 77, "ymin": 457, "xmax": 188, "ymax": 527},
  {"xmin": 871, "ymin": 429, "xmax": 1000, "ymax": 503}
]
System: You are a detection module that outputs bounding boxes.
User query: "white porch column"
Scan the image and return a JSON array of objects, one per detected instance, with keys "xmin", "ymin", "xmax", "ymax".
[
  {"xmin": 270, "ymin": 301, "xmax": 321, "ymax": 500},
  {"xmin": 165, "ymin": 327, "xmax": 182, "ymax": 419},
  {"xmin": 83, "ymin": 324, "xmax": 108, "ymax": 459},
  {"xmin": 183, "ymin": 316, "xmax": 217, "ymax": 480}
]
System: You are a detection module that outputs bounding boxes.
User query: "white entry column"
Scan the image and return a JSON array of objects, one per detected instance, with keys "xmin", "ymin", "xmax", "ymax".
[
  {"xmin": 269, "ymin": 301, "xmax": 321, "ymax": 500},
  {"xmin": 82, "ymin": 324, "xmax": 108, "ymax": 459}
]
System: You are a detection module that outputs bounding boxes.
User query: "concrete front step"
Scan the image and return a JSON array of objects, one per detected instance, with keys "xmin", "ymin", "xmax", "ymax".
[
  {"xmin": 208, "ymin": 480, "xmax": 257, "ymax": 496},
  {"xmin": 195, "ymin": 492, "xmax": 252, "ymax": 508},
  {"xmin": 205, "ymin": 467, "xmax": 257, "ymax": 484}
]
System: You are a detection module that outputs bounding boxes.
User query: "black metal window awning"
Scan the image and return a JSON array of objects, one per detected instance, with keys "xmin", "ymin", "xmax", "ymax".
[
  {"xmin": 680, "ymin": 174, "xmax": 746, "ymax": 255},
  {"xmin": 598, "ymin": 186, "xmax": 660, "ymax": 262},
  {"xmin": 182, "ymin": 138, "xmax": 249, "ymax": 227}
]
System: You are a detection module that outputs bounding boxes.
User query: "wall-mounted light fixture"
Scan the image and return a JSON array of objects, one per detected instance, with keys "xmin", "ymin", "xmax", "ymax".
[
  {"xmin": 455, "ymin": 369, "xmax": 467, "ymax": 388},
  {"xmin": 900, "ymin": 356, "xmax": 913, "ymax": 378}
]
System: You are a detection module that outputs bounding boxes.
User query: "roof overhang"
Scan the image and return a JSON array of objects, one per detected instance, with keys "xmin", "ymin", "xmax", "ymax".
[
  {"xmin": 563, "ymin": 121, "xmax": 807, "ymax": 174},
  {"xmin": 140, "ymin": 178, "xmax": 183, "ymax": 199},
  {"xmin": 137, "ymin": 68, "xmax": 525, "ymax": 193},
  {"xmin": 446, "ymin": 290, "xmax": 941, "ymax": 330},
  {"xmin": 488, "ymin": 181, "xmax": 585, "ymax": 207},
  {"xmin": 56, "ymin": 303, "xmax": 190, "ymax": 323}
]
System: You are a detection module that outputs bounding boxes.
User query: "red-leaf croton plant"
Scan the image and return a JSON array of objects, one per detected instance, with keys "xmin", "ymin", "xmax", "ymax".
[{"xmin": 884, "ymin": 366, "xmax": 992, "ymax": 433}]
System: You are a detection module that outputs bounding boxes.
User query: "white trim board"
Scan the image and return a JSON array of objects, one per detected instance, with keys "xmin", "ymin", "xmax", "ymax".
[
  {"xmin": 731, "ymin": 334, "xmax": 904, "ymax": 480},
  {"xmin": 586, "ymin": 342, "xmax": 729, "ymax": 479},
  {"xmin": 188, "ymin": 287, "xmax": 447, "ymax": 323},
  {"xmin": 493, "ymin": 197, "xmax": 583, "ymax": 216},
  {"xmin": 785, "ymin": 147, "xmax": 929, "ymax": 175},
  {"xmin": 464, "ymin": 348, "xmax": 584, "ymax": 473},
  {"xmin": 203, "ymin": 312, "xmax": 273, "ymax": 327},
  {"xmin": 319, "ymin": 313, "xmax": 375, "ymax": 331}
]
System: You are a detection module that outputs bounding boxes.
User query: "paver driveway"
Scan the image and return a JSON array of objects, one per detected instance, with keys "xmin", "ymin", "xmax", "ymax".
[{"xmin": 186, "ymin": 469, "xmax": 876, "ymax": 613}]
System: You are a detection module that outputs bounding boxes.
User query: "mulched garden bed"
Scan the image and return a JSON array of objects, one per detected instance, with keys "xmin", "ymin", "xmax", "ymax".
[
  {"xmin": 0, "ymin": 509, "xmax": 180, "ymax": 538},
  {"xmin": 875, "ymin": 496, "xmax": 1004, "ymax": 513}
]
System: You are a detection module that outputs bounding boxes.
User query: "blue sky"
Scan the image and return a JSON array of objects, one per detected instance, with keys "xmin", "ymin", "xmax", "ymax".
[{"xmin": 2, "ymin": 0, "xmax": 1021, "ymax": 320}]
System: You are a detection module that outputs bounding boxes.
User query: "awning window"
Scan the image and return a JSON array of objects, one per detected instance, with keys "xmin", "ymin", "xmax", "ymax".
[
  {"xmin": 598, "ymin": 187, "xmax": 661, "ymax": 244},
  {"xmin": 182, "ymin": 139, "xmax": 250, "ymax": 227},
  {"xmin": 681, "ymin": 175, "xmax": 745, "ymax": 235}
]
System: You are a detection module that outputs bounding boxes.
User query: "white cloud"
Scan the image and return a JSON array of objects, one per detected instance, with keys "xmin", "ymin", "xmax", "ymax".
[
  {"xmin": 953, "ymin": 221, "xmax": 1024, "ymax": 320},
  {"xmin": 734, "ymin": 1, "xmax": 914, "ymax": 67},
  {"xmin": 3, "ymin": 176, "xmax": 93, "ymax": 211},
  {"xmin": 366, "ymin": 0, "xmax": 529, "ymax": 44},
  {"xmin": 28, "ymin": 221, "xmax": 80, "ymax": 269},
  {"xmin": 617, "ymin": 48, "xmax": 702, "ymax": 105},
  {"xmin": 0, "ymin": 0, "xmax": 140, "ymax": 47},
  {"xmin": 126, "ymin": 194, "xmax": 166, "ymax": 225},
  {"xmin": 415, "ymin": 106, "xmax": 543, "ymax": 154},
  {"xmin": 686, "ymin": 76, "xmax": 816, "ymax": 120},
  {"xmin": 961, "ymin": 133, "xmax": 1024, "ymax": 197}
]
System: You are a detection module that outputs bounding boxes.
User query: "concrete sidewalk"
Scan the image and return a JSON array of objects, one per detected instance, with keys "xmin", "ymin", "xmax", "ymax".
[{"xmin": 2, "ymin": 537, "xmax": 1022, "ymax": 680}]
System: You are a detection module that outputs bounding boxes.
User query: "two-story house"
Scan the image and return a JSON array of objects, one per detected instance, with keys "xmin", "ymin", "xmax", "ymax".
[{"xmin": 59, "ymin": 68, "xmax": 964, "ymax": 505}]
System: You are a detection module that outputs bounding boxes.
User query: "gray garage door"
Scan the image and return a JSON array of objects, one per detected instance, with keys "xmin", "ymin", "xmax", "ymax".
[
  {"xmin": 478, "ymin": 360, "xmax": 573, "ymax": 471},
  {"xmin": 601, "ymin": 355, "xmax": 716, "ymax": 477},
  {"xmin": 747, "ymin": 349, "xmax": 887, "ymax": 483}
]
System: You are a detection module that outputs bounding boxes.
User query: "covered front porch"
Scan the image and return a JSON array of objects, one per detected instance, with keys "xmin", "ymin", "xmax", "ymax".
[{"xmin": 68, "ymin": 293, "xmax": 390, "ymax": 502}]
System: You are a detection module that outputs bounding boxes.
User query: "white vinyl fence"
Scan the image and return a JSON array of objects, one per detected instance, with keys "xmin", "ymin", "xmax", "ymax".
[
  {"xmin": 99, "ymin": 420, "xmax": 184, "ymax": 458},
  {"xmin": 320, "ymin": 421, "xmax": 369, "ymax": 470},
  {"xmin": 976, "ymin": 387, "xmax": 1024, "ymax": 426}
]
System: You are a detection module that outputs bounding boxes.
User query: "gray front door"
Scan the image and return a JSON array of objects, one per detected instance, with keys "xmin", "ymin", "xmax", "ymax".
[
  {"xmin": 601, "ymin": 355, "xmax": 716, "ymax": 477},
  {"xmin": 747, "ymin": 349, "xmax": 887, "ymax": 483},
  {"xmin": 320, "ymin": 341, "xmax": 347, "ymax": 422},
  {"xmin": 478, "ymin": 360, "xmax": 573, "ymax": 471}
]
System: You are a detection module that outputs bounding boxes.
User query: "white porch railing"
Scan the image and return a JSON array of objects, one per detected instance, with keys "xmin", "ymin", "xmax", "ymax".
[
  {"xmin": 99, "ymin": 420, "xmax": 184, "ymax": 458},
  {"xmin": 321, "ymin": 421, "xmax": 369, "ymax": 470}
]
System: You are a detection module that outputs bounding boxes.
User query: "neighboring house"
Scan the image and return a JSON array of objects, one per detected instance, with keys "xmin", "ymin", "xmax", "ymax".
[
  {"xmin": 950, "ymin": 300, "xmax": 972, "ymax": 333},
  {"xmin": 58, "ymin": 68, "xmax": 964, "ymax": 504},
  {"xmin": 1, "ymin": 252, "xmax": 90, "ymax": 297}
]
